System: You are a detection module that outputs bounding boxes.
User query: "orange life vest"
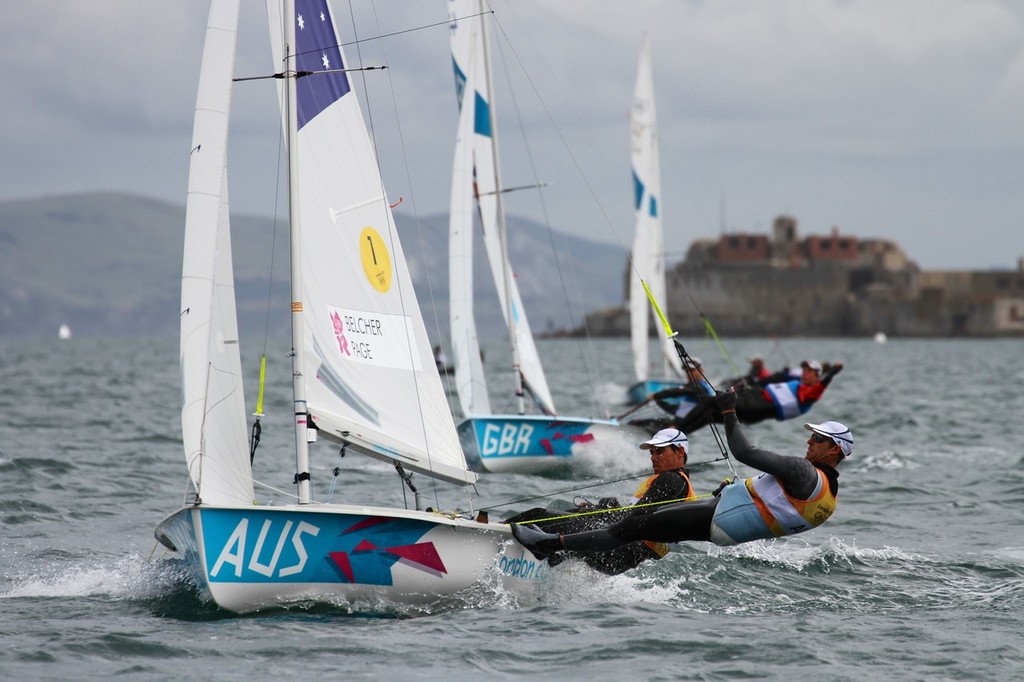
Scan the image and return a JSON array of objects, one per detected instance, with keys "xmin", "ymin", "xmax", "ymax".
[
  {"xmin": 631, "ymin": 470, "xmax": 695, "ymax": 556},
  {"xmin": 745, "ymin": 466, "xmax": 837, "ymax": 537}
]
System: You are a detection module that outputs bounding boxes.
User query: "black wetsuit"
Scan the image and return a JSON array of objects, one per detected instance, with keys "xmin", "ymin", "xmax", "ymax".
[
  {"xmin": 632, "ymin": 366, "xmax": 842, "ymax": 435},
  {"xmin": 556, "ymin": 415, "xmax": 839, "ymax": 550},
  {"xmin": 505, "ymin": 468, "xmax": 691, "ymax": 574}
]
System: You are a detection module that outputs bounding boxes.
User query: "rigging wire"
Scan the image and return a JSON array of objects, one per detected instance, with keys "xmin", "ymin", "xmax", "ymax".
[
  {"xmin": 242, "ymin": 18, "xmax": 292, "ymax": 470},
  {"xmin": 475, "ymin": 456, "xmax": 728, "ymax": 514},
  {"xmin": 489, "ymin": 22, "xmax": 605, "ymax": 415},
  {"xmin": 640, "ymin": 282, "xmax": 738, "ymax": 480},
  {"xmin": 484, "ymin": 6, "xmax": 742, "ymax": 407},
  {"xmin": 687, "ymin": 292, "xmax": 741, "ymax": 377},
  {"xmin": 357, "ymin": 0, "xmax": 451, "ymax": 511}
]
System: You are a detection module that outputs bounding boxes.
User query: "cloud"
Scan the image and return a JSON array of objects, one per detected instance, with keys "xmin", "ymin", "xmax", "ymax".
[{"xmin": 0, "ymin": 0, "xmax": 1021, "ymax": 269}]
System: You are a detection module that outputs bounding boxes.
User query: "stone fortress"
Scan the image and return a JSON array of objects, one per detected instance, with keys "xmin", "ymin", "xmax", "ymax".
[{"xmin": 584, "ymin": 215, "xmax": 1024, "ymax": 337}]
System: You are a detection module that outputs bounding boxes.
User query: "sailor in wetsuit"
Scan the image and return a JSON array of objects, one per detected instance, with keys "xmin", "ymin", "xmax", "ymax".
[
  {"xmin": 629, "ymin": 357, "xmax": 715, "ymax": 435},
  {"xmin": 512, "ymin": 388, "xmax": 852, "ymax": 557},
  {"xmin": 722, "ymin": 354, "xmax": 772, "ymax": 389},
  {"xmin": 504, "ymin": 428, "xmax": 695, "ymax": 575},
  {"xmin": 636, "ymin": 359, "xmax": 843, "ymax": 435}
]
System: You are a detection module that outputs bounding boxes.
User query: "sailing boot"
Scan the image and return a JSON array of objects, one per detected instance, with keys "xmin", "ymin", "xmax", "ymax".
[{"xmin": 510, "ymin": 524, "xmax": 564, "ymax": 560}]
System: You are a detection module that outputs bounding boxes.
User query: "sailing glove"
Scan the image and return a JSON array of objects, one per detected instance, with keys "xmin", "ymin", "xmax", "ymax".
[{"xmin": 715, "ymin": 389, "xmax": 738, "ymax": 411}]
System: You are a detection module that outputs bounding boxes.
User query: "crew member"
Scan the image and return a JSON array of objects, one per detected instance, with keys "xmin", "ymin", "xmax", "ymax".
[
  {"xmin": 512, "ymin": 389, "xmax": 852, "ymax": 556},
  {"xmin": 506, "ymin": 428, "xmax": 695, "ymax": 575},
  {"xmin": 639, "ymin": 359, "xmax": 843, "ymax": 434}
]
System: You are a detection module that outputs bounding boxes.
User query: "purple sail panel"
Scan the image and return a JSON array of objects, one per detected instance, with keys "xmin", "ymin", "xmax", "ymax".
[{"xmin": 294, "ymin": 0, "xmax": 351, "ymax": 129}]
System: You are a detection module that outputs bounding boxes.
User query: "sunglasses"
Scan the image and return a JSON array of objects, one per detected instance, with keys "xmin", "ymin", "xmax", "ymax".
[{"xmin": 810, "ymin": 433, "xmax": 833, "ymax": 444}]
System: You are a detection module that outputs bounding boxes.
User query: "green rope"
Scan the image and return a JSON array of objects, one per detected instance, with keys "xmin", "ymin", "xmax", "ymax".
[{"xmin": 701, "ymin": 313, "xmax": 740, "ymax": 376}]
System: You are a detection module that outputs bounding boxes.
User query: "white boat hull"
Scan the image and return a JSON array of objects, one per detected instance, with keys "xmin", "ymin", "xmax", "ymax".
[{"xmin": 155, "ymin": 503, "xmax": 543, "ymax": 613}]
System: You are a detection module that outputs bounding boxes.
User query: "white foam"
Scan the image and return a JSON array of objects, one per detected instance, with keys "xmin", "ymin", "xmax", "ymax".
[
  {"xmin": 593, "ymin": 381, "xmax": 628, "ymax": 408},
  {"xmin": 704, "ymin": 534, "xmax": 925, "ymax": 570},
  {"xmin": 0, "ymin": 552, "xmax": 182, "ymax": 602}
]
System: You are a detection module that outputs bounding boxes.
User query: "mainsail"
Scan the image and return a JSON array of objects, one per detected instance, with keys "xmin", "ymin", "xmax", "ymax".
[
  {"xmin": 629, "ymin": 35, "xmax": 680, "ymax": 383},
  {"xmin": 448, "ymin": 0, "xmax": 556, "ymax": 417},
  {"xmin": 266, "ymin": 0, "xmax": 473, "ymax": 485}
]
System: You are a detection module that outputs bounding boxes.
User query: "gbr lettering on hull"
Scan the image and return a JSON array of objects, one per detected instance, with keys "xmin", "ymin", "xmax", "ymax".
[{"xmin": 481, "ymin": 422, "xmax": 534, "ymax": 456}]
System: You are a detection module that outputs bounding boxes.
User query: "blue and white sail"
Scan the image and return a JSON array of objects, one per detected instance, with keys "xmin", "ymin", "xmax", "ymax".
[
  {"xmin": 267, "ymin": 0, "xmax": 471, "ymax": 486},
  {"xmin": 447, "ymin": 0, "xmax": 645, "ymax": 473},
  {"xmin": 448, "ymin": 0, "xmax": 555, "ymax": 419},
  {"xmin": 626, "ymin": 36, "xmax": 682, "ymax": 405}
]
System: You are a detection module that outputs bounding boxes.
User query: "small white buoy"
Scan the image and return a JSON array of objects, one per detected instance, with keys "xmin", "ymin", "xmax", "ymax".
[
  {"xmin": 873, "ymin": 331, "xmax": 887, "ymax": 344},
  {"xmin": 58, "ymin": 323, "xmax": 72, "ymax": 340}
]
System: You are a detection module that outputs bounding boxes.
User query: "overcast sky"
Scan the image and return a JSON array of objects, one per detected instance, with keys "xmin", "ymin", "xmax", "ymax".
[{"xmin": 3, "ymin": 0, "xmax": 1021, "ymax": 270}]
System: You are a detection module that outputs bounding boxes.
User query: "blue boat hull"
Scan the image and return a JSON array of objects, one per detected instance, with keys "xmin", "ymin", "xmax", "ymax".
[
  {"xmin": 625, "ymin": 379, "xmax": 685, "ymax": 406},
  {"xmin": 154, "ymin": 504, "xmax": 543, "ymax": 613},
  {"xmin": 458, "ymin": 415, "xmax": 648, "ymax": 473}
]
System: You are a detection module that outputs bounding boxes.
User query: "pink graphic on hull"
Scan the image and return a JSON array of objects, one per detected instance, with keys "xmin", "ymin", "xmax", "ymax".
[
  {"xmin": 326, "ymin": 516, "xmax": 448, "ymax": 584},
  {"xmin": 539, "ymin": 431, "xmax": 596, "ymax": 455},
  {"xmin": 329, "ymin": 541, "xmax": 447, "ymax": 580}
]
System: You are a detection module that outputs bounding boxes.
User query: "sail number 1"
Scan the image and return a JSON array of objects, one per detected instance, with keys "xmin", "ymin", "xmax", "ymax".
[{"xmin": 359, "ymin": 226, "xmax": 392, "ymax": 293}]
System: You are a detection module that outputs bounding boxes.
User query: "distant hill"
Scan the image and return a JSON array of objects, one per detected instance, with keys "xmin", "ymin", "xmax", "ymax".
[{"xmin": 0, "ymin": 192, "xmax": 626, "ymax": 339}]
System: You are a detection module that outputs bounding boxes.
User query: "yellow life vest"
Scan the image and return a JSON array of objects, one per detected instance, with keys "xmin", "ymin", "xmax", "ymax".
[{"xmin": 631, "ymin": 470, "xmax": 695, "ymax": 557}]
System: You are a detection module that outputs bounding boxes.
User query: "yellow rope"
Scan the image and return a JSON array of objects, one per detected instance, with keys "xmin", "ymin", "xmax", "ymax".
[
  {"xmin": 642, "ymin": 278, "xmax": 675, "ymax": 338},
  {"xmin": 504, "ymin": 491, "xmax": 718, "ymax": 526},
  {"xmin": 254, "ymin": 354, "xmax": 267, "ymax": 416}
]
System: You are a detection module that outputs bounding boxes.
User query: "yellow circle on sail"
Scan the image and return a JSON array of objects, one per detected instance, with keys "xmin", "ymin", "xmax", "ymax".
[{"xmin": 359, "ymin": 226, "xmax": 392, "ymax": 293}]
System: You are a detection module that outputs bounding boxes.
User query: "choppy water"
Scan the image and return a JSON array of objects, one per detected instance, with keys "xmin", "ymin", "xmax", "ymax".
[{"xmin": 2, "ymin": 335, "xmax": 1023, "ymax": 680}]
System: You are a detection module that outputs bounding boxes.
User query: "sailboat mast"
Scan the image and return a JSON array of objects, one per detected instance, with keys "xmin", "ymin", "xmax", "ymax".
[
  {"xmin": 479, "ymin": 13, "xmax": 526, "ymax": 415},
  {"xmin": 285, "ymin": 0, "xmax": 312, "ymax": 504}
]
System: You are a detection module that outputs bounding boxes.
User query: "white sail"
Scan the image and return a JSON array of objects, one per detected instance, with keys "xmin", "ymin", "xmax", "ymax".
[
  {"xmin": 267, "ymin": 0, "xmax": 473, "ymax": 485},
  {"xmin": 156, "ymin": 0, "xmax": 545, "ymax": 615},
  {"xmin": 449, "ymin": 30, "xmax": 492, "ymax": 419},
  {"xmin": 629, "ymin": 35, "xmax": 680, "ymax": 382},
  {"xmin": 179, "ymin": 0, "xmax": 254, "ymax": 507},
  {"xmin": 448, "ymin": 0, "xmax": 555, "ymax": 416}
]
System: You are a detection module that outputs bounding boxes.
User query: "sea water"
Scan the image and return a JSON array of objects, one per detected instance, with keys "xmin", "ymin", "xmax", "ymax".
[{"xmin": 1, "ymin": 335, "xmax": 1023, "ymax": 680}]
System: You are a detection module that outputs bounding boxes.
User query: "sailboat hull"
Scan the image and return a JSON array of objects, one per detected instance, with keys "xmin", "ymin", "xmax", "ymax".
[
  {"xmin": 626, "ymin": 379, "xmax": 686, "ymax": 406},
  {"xmin": 458, "ymin": 415, "xmax": 647, "ymax": 474},
  {"xmin": 155, "ymin": 504, "xmax": 543, "ymax": 613}
]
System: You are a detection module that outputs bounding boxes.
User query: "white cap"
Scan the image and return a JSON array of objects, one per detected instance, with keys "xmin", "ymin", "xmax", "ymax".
[
  {"xmin": 640, "ymin": 428, "xmax": 689, "ymax": 452},
  {"xmin": 801, "ymin": 359, "xmax": 823, "ymax": 374},
  {"xmin": 804, "ymin": 421, "xmax": 854, "ymax": 458}
]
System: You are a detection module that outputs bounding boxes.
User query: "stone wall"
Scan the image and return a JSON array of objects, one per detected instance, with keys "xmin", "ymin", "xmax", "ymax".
[{"xmin": 579, "ymin": 217, "xmax": 1024, "ymax": 338}]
